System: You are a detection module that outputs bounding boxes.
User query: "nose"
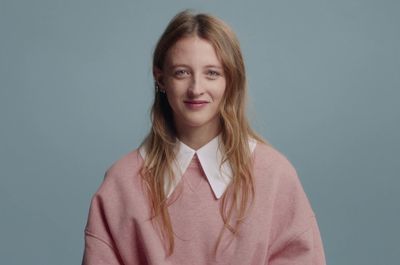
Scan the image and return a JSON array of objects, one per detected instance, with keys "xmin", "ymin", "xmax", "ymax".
[{"xmin": 187, "ymin": 73, "xmax": 204, "ymax": 97}]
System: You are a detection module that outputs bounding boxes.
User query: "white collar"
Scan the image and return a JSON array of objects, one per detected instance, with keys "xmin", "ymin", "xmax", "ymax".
[{"xmin": 139, "ymin": 136, "xmax": 257, "ymax": 199}]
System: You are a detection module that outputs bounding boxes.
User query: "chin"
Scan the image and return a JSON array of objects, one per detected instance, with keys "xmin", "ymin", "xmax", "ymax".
[{"xmin": 183, "ymin": 121, "xmax": 208, "ymax": 128}]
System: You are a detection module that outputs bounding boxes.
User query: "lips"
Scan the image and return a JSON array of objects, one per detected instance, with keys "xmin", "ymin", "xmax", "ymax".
[{"xmin": 183, "ymin": 100, "xmax": 210, "ymax": 109}]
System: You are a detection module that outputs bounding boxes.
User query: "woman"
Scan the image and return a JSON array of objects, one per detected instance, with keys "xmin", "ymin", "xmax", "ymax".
[{"xmin": 82, "ymin": 10, "xmax": 326, "ymax": 265}]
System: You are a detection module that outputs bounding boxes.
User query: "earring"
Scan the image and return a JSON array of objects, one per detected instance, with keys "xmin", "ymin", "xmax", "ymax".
[{"xmin": 155, "ymin": 81, "xmax": 165, "ymax": 94}]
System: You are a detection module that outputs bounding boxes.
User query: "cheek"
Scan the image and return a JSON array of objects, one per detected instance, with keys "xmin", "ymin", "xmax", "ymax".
[
  {"xmin": 165, "ymin": 79, "xmax": 188, "ymax": 96},
  {"xmin": 166, "ymin": 88, "xmax": 184, "ymax": 103},
  {"xmin": 165, "ymin": 91, "xmax": 178, "ymax": 109},
  {"xmin": 165, "ymin": 86, "xmax": 185, "ymax": 110},
  {"xmin": 213, "ymin": 81, "xmax": 227, "ymax": 100}
]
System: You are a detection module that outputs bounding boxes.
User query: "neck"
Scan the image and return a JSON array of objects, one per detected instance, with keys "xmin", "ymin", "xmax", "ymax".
[{"xmin": 175, "ymin": 122, "xmax": 221, "ymax": 150}]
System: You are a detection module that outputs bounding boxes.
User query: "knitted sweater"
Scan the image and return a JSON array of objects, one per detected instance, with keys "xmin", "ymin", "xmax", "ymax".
[{"xmin": 82, "ymin": 142, "xmax": 326, "ymax": 264}]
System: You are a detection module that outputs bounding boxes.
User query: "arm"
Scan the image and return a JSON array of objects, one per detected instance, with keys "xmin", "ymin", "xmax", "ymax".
[
  {"xmin": 82, "ymin": 231, "xmax": 123, "ymax": 265},
  {"xmin": 81, "ymin": 191, "xmax": 124, "ymax": 265},
  {"xmin": 264, "ymin": 152, "xmax": 326, "ymax": 265},
  {"xmin": 267, "ymin": 215, "xmax": 326, "ymax": 265},
  {"xmin": 81, "ymin": 164, "xmax": 125, "ymax": 265}
]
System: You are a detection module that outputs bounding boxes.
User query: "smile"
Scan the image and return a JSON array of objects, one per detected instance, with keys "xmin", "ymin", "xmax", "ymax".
[{"xmin": 183, "ymin": 100, "xmax": 210, "ymax": 109}]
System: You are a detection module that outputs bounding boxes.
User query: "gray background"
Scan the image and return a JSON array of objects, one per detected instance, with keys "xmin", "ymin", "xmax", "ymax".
[{"xmin": 1, "ymin": 0, "xmax": 399, "ymax": 264}]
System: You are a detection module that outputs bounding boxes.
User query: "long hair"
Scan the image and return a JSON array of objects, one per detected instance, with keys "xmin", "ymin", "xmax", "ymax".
[{"xmin": 140, "ymin": 9, "xmax": 265, "ymax": 255}]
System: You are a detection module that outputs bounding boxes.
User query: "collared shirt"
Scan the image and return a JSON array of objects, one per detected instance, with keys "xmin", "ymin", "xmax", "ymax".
[{"xmin": 139, "ymin": 135, "xmax": 257, "ymax": 199}]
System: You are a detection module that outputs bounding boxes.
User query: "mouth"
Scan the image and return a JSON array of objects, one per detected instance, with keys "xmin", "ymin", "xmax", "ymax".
[{"xmin": 183, "ymin": 100, "xmax": 210, "ymax": 109}]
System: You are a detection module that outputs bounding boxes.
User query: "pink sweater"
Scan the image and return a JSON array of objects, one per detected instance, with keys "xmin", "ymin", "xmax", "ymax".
[{"xmin": 82, "ymin": 142, "xmax": 326, "ymax": 264}]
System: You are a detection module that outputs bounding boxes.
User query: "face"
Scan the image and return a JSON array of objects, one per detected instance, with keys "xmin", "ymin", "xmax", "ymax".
[{"xmin": 155, "ymin": 36, "xmax": 226, "ymax": 138}]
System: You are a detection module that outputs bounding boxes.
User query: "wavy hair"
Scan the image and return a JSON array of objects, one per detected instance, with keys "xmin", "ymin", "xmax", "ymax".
[{"xmin": 140, "ymin": 9, "xmax": 265, "ymax": 255}]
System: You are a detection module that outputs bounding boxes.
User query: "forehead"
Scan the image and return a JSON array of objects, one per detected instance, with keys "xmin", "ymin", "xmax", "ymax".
[{"xmin": 165, "ymin": 36, "xmax": 222, "ymax": 67}]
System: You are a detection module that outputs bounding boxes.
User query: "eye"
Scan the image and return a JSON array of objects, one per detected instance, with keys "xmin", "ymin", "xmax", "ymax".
[
  {"xmin": 174, "ymin": 69, "xmax": 190, "ymax": 78},
  {"xmin": 206, "ymin": 70, "xmax": 221, "ymax": 79}
]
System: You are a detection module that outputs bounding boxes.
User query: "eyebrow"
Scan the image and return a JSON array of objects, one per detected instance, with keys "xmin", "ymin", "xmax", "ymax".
[
  {"xmin": 169, "ymin": 64, "xmax": 223, "ymax": 69},
  {"xmin": 169, "ymin": 64, "xmax": 190, "ymax": 69},
  {"xmin": 204, "ymin": 64, "xmax": 223, "ymax": 69}
]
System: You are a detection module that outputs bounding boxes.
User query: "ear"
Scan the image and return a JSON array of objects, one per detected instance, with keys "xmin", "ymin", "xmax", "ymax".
[{"xmin": 153, "ymin": 67, "xmax": 165, "ymax": 89}]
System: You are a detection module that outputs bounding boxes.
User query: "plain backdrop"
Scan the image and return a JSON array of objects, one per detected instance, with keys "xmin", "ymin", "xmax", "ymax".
[{"xmin": 1, "ymin": 0, "xmax": 399, "ymax": 264}]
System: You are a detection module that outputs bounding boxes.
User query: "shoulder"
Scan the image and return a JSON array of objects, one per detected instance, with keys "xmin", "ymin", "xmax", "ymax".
[
  {"xmin": 252, "ymin": 143, "xmax": 320, "ymax": 252},
  {"xmin": 252, "ymin": 141, "xmax": 314, "ymax": 213},
  {"xmin": 104, "ymin": 148, "xmax": 144, "ymax": 180},
  {"xmin": 252, "ymin": 141, "xmax": 297, "ymax": 176},
  {"xmin": 87, "ymin": 148, "xmax": 150, "ymax": 219},
  {"xmin": 94, "ymin": 148, "xmax": 145, "ymax": 199},
  {"xmin": 84, "ymin": 149, "xmax": 150, "ymax": 237}
]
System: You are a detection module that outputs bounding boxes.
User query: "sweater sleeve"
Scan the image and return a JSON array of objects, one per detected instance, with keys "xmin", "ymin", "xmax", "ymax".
[
  {"xmin": 82, "ymin": 231, "xmax": 123, "ymax": 265},
  {"xmin": 267, "ymin": 215, "xmax": 326, "ymax": 265},
  {"xmin": 81, "ymin": 170, "xmax": 124, "ymax": 265},
  {"xmin": 265, "ymin": 152, "xmax": 326, "ymax": 265}
]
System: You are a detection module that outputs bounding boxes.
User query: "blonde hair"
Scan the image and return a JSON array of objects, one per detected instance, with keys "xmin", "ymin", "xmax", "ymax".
[{"xmin": 140, "ymin": 9, "xmax": 265, "ymax": 255}]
